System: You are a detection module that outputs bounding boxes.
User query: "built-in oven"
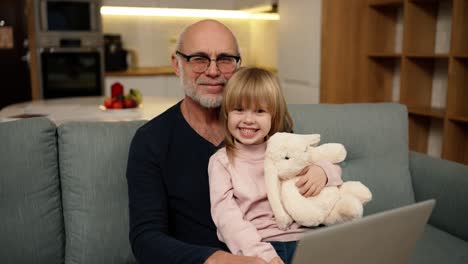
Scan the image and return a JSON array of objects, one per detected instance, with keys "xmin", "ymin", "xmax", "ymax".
[
  {"xmin": 40, "ymin": 47, "xmax": 103, "ymax": 98},
  {"xmin": 29, "ymin": 0, "xmax": 104, "ymax": 99}
]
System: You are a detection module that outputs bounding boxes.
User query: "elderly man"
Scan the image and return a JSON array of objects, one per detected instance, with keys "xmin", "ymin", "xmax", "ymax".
[
  {"xmin": 127, "ymin": 19, "xmax": 327, "ymax": 264},
  {"xmin": 127, "ymin": 19, "xmax": 266, "ymax": 264}
]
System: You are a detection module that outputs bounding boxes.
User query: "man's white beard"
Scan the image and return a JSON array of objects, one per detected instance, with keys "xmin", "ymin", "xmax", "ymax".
[{"xmin": 179, "ymin": 65, "xmax": 224, "ymax": 108}]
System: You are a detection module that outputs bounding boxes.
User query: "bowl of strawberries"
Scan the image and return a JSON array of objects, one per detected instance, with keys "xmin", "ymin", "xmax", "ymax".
[{"xmin": 102, "ymin": 82, "xmax": 142, "ymax": 110}]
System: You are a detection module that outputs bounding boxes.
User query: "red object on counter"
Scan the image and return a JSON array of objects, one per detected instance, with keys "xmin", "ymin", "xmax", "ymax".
[{"xmin": 111, "ymin": 82, "xmax": 124, "ymax": 98}]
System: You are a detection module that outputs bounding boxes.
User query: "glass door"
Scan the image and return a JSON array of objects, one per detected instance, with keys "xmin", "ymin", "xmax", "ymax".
[{"xmin": 41, "ymin": 50, "xmax": 102, "ymax": 98}]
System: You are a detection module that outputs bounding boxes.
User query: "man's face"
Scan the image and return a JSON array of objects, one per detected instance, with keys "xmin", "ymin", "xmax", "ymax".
[{"xmin": 173, "ymin": 22, "xmax": 239, "ymax": 108}]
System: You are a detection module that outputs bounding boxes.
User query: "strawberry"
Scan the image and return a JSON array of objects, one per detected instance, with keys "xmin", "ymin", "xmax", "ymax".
[
  {"xmin": 123, "ymin": 98, "xmax": 137, "ymax": 108},
  {"xmin": 112, "ymin": 99, "xmax": 123, "ymax": 109},
  {"xmin": 104, "ymin": 97, "xmax": 113, "ymax": 109}
]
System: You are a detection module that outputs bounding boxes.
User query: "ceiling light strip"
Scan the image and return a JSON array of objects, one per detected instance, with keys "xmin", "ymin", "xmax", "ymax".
[{"xmin": 100, "ymin": 6, "xmax": 279, "ymax": 20}]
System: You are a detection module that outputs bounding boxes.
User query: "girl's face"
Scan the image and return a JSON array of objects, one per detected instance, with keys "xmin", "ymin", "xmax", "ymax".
[{"xmin": 227, "ymin": 103, "xmax": 272, "ymax": 145}]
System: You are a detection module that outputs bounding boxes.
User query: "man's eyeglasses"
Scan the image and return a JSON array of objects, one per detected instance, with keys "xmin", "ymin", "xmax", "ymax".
[{"xmin": 176, "ymin": 51, "xmax": 241, "ymax": 74}]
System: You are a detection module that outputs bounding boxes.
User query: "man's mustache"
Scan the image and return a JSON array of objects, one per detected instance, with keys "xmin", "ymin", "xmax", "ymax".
[{"xmin": 196, "ymin": 79, "xmax": 227, "ymax": 86}]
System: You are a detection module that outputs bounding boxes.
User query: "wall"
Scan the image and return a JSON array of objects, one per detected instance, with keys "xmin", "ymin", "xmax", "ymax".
[
  {"xmin": 278, "ymin": 0, "xmax": 322, "ymax": 104},
  {"xmin": 101, "ymin": 15, "xmax": 277, "ymax": 68}
]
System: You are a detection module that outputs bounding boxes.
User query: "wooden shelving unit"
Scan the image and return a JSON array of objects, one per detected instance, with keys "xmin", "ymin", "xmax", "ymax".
[
  {"xmin": 321, "ymin": 0, "xmax": 468, "ymax": 165},
  {"xmin": 365, "ymin": 0, "xmax": 468, "ymax": 164}
]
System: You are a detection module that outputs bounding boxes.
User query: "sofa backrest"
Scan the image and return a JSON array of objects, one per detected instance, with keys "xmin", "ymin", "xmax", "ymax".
[
  {"xmin": 288, "ymin": 103, "xmax": 415, "ymax": 214},
  {"xmin": 0, "ymin": 117, "xmax": 64, "ymax": 264},
  {"xmin": 58, "ymin": 120, "xmax": 145, "ymax": 264},
  {"xmin": 0, "ymin": 103, "xmax": 417, "ymax": 263}
]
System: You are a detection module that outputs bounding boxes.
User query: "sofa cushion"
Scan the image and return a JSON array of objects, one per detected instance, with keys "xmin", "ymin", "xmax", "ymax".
[
  {"xmin": 288, "ymin": 103, "xmax": 415, "ymax": 214},
  {"xmin": 0, "ymin": 117, "xmax": 64, "ymax": 264},
  {"xmin": 410, "ymin": 225, "xmax": 468, "ymax": 264},
  {"xmin": 58, "ymin": 120, "xmax": 145, "ymax": 264}
]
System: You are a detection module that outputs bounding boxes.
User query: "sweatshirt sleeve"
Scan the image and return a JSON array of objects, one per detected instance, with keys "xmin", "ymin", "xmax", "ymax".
[
  {"xmin": 315, "ymin": 160, "xmax": 343, "ymax": 186},
  {"xmin": 208, "ymin": 154, "xmax": 278, "ymax": 263}
]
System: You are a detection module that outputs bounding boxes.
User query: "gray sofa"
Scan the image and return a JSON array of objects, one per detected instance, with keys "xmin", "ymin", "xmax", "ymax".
[{"xmin": 1, "ymin": 103, "xmax": 467, "ymax": 264}]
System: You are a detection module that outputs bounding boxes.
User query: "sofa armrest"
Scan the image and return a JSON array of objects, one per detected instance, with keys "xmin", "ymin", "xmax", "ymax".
[{"xmin": 409, "ymin": 151, "xmax": 468, "ymax": 242}]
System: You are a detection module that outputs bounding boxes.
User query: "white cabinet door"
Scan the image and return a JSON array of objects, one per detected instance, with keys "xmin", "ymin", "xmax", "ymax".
[{"xmin": 278, "ymin": 0, "xmax": 322, "ymax": 104}]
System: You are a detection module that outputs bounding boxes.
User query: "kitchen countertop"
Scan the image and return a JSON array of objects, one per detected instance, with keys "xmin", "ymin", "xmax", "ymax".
[
  {"xmin": 105, "ymin": 66, "xmax": 175, "ymax": 77},
  {"xmin": 0, "ymin": 96, "xmax": 180, "ymax": 125}
]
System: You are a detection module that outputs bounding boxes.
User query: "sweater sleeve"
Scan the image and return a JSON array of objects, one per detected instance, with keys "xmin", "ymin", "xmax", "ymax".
[
  {"xmin": 127, "ymin": 127, "xmax": 218, "ymax": 264},
  {"xmin": 208, "ymin": 154, "xmax": 278, "ymax": 263},
  {"xmin": 315, "ymin": 160, "xmax": 343, "ymax": 187}
]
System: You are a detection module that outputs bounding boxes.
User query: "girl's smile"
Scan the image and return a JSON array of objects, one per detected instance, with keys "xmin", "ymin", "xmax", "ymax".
[{"xmin": 228, "ymin": 105, "xmax": 272, "ymax": 145}]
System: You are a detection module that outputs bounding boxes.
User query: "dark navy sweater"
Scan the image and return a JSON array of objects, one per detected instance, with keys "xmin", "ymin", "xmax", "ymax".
[{"xmin": 126, "ymin": 102, "xmax": 227, "ymax": 263}]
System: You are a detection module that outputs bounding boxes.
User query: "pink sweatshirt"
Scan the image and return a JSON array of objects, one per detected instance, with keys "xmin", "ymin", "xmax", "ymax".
[{"xmin": 208, "ymin": 141, "xmax": 343, "ymax": 262}]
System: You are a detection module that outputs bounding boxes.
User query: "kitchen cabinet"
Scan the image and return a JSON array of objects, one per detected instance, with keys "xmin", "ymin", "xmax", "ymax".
[
  {"xmin": 278, "ymin": 0, "xmax": 322, "ymax": 104},
  {"xmin": 102, "ymin": 0, "xmax": 234, "ymax": 9}
]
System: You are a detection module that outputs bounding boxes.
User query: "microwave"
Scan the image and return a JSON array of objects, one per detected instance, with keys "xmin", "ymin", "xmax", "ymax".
[
  {"xmin": 34, "ymin": 0, "xmax": 103, "ymax": 48},
  {"xmin": 39, "ymin": 0, "xmax": 101, "ymax": 33}
]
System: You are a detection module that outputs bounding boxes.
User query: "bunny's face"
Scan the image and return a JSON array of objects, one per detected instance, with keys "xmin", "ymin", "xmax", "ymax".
[{"xmin": 266, "ymin": 133, "xmax": 320, "ymax": 180}]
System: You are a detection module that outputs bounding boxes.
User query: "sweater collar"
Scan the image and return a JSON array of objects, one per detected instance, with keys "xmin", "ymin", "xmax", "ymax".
[{"xmin": 234, "ymin": 141, "xmax": 267, "ymax": 161}]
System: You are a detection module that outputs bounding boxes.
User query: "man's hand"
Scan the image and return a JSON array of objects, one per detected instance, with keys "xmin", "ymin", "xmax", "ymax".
[
  {"xmin": 204, "ymin": 251, "xmax": 268, "ymax": 264},
  {"xmin": 295, "ymin": 164, "xmax": 327, "ymax": 197}
]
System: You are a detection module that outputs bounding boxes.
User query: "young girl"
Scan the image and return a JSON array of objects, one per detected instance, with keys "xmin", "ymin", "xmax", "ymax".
[{"xmin": 208, "ymin": 67, "xmax": 343, "ymax": 264}]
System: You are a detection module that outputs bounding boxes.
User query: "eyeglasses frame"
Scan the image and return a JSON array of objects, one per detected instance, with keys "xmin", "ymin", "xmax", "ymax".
[{"xmin": 175, "ymin": 50, "xmax": 241, "ymax": 73}]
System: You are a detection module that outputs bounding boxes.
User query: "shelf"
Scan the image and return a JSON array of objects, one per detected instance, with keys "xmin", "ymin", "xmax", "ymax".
[
  {"xmin": 446, "ymin": 58, "xmax": 468, "ymax": 118},
  {"xmin": 408, "ymin": 0, "xmax": 442, "ymax": 4},
  {"xmin": 448, "ymin": 115, "xmax": 468, "ymax": 123},
  {"xmin": 368, "ymin": 53, "xmax": 402, "ymax": 58},
  {"xmin": 360, "ymin": 0, "xmax": 468, "ymax": 164},
  {"xmin": 369, "ymin": 0, "xmax": 404, "ymax": 8},
  {"xmin": 404, "ymin": 1, "xmax": 442, "ymax": 54},
  {"xmin": 105, "ymin": 66, "xmax": 175, "ymax": 77},
  {"xmin": 400, "ymin": 57, "xmax": 448, "ymax": 107},
  {"xmin": 405, "ymin": 53, "xmax": 450, "ymax": 59},
  {"xmin": 367, "ymin": 57, "xmax": 400, "ymax": 102},
  {"xmin": 368, "ymin": 4, "xmax": 402, "ymax": 54},
  {"xmin": 442, "ymin": 120, "xmax": 468, "ymax": 164},
  {"xmin": 408, "ymin": 114, "xmax": 432, "ymax": 153},
  {"xmin": 407, "ymin": 106, "xmax": 445, "ymax": 119}
]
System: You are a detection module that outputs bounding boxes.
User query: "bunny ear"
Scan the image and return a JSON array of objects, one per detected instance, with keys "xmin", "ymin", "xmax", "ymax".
[{"xmin": 307, "ymin": 134, "xmax": 321, "ymax": 146}]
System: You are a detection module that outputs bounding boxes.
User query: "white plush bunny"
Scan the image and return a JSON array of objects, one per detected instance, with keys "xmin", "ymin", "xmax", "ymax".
[{"xmin": 264, "ymin": 132, "xmax": 372, "ymax": 230}]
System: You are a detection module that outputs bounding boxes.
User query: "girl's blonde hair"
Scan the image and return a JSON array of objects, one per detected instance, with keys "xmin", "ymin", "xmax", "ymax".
[{"xmin": 220, "ymin": 67, "xmax": 293, "ymax": 159}]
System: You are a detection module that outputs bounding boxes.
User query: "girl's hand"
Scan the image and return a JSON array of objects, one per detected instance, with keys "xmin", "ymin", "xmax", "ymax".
[
  {"xmin": 269, "ymin": 256, "xmax": 285, "ymax": 264},
  {"xmin": 295, "ymin": 164, "xmax": 327, "ymax": 197}
]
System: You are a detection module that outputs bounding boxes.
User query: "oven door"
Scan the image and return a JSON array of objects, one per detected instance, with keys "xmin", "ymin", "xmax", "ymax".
[{"xmin": 41, "ymin": 49, "xmax": 103, "ymax": 98}]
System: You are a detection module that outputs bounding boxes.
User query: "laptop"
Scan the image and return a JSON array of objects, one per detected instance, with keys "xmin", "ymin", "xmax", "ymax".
[{"xmin": 292, "ymin": 199, "xmax": 435, "ymax": 264}]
